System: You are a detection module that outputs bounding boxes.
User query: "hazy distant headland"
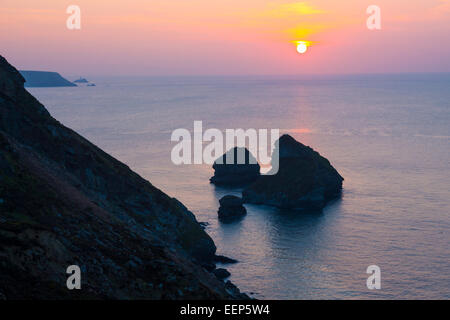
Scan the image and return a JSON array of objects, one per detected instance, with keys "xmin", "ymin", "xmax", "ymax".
[{"xmin": 19, "ymin": 70, "xmax": 76, "ymax": 87}]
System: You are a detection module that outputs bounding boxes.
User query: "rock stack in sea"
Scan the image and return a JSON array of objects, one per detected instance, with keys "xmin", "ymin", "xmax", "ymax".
[
  {"xmin": 210, "ymin": 147, "xmax": 260, "ymax": 186},
  {"xmin": 217, "ymin": 195, "xmax": 247, "ymax": 222},
  {"xmin": 242, "ymin": 134, "xmax": 344, "ymax": 210}
]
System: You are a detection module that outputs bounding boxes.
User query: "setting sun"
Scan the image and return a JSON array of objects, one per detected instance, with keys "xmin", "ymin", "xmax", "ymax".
[
  {"xmin": 293, "ymin": 40, "xmax": 312, "ymax": 54},
  {"xmin": 297, "ymin": 42, "xmax": 308, "ymax": 53}
]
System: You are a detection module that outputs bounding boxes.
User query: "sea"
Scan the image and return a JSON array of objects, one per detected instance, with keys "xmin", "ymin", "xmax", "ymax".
[{"xmin": 28, "ymin": 73, "xmax": 450, "ymax": 299}]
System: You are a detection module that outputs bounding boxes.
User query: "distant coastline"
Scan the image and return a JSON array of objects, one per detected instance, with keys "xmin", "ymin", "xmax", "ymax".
[{"xmin": 19, "ymin": 70, "xmax": 76, "ymax": 87}]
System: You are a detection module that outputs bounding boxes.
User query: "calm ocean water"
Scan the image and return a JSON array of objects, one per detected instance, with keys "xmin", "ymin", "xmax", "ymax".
[{"xmin": 29, "ymin": 74, "xmax": 450, "ymax": 299}]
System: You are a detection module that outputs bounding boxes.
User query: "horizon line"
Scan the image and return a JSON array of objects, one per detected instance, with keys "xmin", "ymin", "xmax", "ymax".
[{"xmin": 56, "ymin": 71, "xmax": 450, "ymax": 79}]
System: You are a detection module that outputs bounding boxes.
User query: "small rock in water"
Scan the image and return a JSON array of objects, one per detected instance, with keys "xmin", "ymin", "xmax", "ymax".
[
  {"xmin": 213, "ymin": 268, "xmax": 231, "ymax": 280},
  {"xmin": 214, "ymin": 254, "xmax": 238, "ymax": 264},
  {"xmin": 218, "ymin": 195, "xmax": 247, "ymax": 222},
  {"xmin": 199, "ymin": 221, "xmax": 209, "ymax": 229},
  {"xmin": 224, "ymin": 280, "xmax": 245, "ymax": 297}
]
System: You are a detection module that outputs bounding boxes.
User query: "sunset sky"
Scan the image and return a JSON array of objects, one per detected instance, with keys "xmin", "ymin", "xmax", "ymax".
[{"xmin": 1, "ymin": 0, "xmax": 450, "ymax": 75}]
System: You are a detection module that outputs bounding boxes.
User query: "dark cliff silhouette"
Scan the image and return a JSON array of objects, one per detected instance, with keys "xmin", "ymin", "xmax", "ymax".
[{"xmin": 0, "ymin": 56, "xmax": 246, "ymax": 299}]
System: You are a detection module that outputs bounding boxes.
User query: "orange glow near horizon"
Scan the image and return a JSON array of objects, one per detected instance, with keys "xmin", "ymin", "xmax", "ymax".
[{"xmin": 1, "ymin": 0, "xmax": 449, "ymax": 75}]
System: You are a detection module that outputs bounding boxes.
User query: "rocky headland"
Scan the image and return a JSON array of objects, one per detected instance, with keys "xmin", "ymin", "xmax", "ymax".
[{"xmin": 19, "ymin": 70, "xmax": 76, "ymax": 87}]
